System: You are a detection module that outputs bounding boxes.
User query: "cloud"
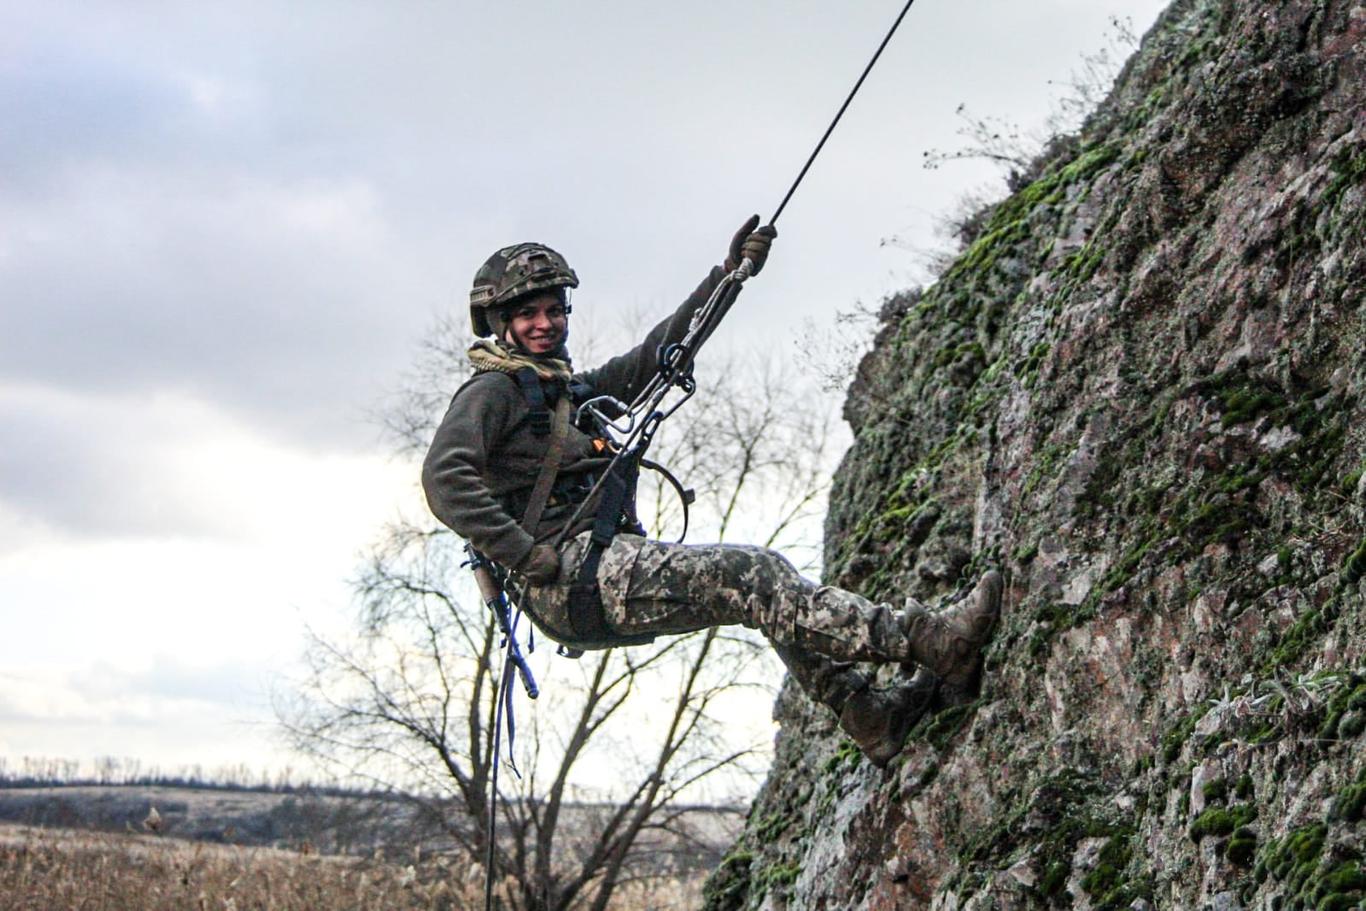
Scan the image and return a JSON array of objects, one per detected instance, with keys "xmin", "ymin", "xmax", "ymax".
[
  {"xmin": 0, "ymin": 658, "xmax": 268, "ymax": 727},
  {"xmin": 0, "ymin": 169, "xmax": 432, "ymax": 448},
  {"xmin": 0, "ymin": 382, "xmax": 413, "ymax": 544},
  {"xmin": 0, "ymin": 661, "xmax": 292, "ymax": 772},
  {"xmin": 0, "ymin": 385, "xmax": 220, "ymax": 539}
]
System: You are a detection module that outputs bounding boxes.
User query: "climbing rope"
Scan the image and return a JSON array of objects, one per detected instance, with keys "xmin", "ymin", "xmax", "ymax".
[{"xmin": 770, "ymin": 0, "xmax": 919, "ymax": 226}]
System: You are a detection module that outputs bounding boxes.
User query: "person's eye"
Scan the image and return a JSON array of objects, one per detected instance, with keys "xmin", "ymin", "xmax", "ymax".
[{"xmin": 515, "ymin": 308, "xmax": 536, "ymax": 321}]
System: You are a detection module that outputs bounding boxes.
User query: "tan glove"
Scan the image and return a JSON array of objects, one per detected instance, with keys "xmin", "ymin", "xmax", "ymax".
[
  {"xmin": 724, "ymin": 215, "xmax": 778, "ymax": 275},
  {"xmin": 516, "ymin": 543, "xmax": 561, "ymax": 585}
]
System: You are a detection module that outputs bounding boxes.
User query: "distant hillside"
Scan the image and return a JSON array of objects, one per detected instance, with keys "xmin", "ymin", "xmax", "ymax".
[
  {"xmin": 706, "ymin": 0, "xmax": 1366, "ymax": 908},
  {"xmin": 0, "ymin": 783, "xmax": 741, "ymax": 874},
  {"xmin": 0, "ymin": 785, "xmax": 400, "ymax": 853}
]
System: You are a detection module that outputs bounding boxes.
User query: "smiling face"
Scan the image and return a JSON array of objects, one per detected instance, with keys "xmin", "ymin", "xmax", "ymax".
[{"xmin": 503, "ymin": 291, "xmax": 570, "ymax": 355}]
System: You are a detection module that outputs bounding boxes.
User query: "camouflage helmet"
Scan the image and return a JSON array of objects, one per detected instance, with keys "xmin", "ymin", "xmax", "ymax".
[{"xmin": 469, "ymin": 242, "xmax": 579, "ymax": 337}]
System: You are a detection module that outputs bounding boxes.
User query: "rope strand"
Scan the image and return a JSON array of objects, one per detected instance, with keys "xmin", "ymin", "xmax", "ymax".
[{"xmin": 770, "ymin": 0, "xmax": 919, "ymax": 226}]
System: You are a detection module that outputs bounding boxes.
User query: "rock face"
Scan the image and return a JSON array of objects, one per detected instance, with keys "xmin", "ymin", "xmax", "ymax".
[{"xmin": 704, "ymin": 1, "xmax": 1366, "ymax": 908}]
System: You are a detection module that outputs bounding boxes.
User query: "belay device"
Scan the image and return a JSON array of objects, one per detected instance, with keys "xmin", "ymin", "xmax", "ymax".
[{"xmin": 476, "ymin": 0, "xmax": 921, "ymax": 906}]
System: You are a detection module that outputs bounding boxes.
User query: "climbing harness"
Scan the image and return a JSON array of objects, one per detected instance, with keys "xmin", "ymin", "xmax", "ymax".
[{"xmin": 475, "ymin": 1, "xmax": 921, "ymax": 905}]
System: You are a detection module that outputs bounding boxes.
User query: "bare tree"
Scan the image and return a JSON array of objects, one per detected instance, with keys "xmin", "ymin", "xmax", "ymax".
[
  {"xmin": 284, "ymin": 322, "xmax": 835, "ymax": 911},
  {"xmin": 920, "ymin": 16, "xmax": 1139, "ymax": 181},
  {"xmin": 888, "ymin": 16, "xmax": 1143, "ymax": 286}
]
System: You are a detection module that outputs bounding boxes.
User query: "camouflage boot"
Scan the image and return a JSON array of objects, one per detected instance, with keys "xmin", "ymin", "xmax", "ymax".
[
  {"xmin": 837, "ymin": 668, "xmax": 941, "ymax": 768},
  {"xmin": 901, "ymin": 569, "xmax": 1003, "ymax": 694},
  {"xmin": 773, "ymin": 644, "xmax": 938, "ymax": 769}
]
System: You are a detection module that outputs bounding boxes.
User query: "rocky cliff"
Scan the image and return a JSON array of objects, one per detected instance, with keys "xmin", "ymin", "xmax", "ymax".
[{"xmin": 704, "ymin": 1, "xmax": 1366, "ymax": 908}]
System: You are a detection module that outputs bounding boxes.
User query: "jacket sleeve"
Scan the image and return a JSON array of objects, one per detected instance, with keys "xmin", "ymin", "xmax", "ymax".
[
  {"xmin": 421, "ymin": 376, "xmax": 536, "ymax": 568},
  {"xmin": 576, "ymin": 265, "xmax": 726, "ymax": 402}
]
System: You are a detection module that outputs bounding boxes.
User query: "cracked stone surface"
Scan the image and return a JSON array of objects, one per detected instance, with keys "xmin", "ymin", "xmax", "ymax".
[{"xmin": 703, "ymin": 0, "xmax": 1366, "ymax": 908}]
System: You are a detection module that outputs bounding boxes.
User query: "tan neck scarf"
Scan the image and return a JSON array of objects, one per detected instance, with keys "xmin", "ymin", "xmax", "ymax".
[{"xmin": 468, "ymin": 338, "xmax": 573, "ymax": 382}]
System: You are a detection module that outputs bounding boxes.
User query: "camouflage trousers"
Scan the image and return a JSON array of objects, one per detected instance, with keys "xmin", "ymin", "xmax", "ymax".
[{"xmin": 520, "ymin": 532, "xmax": 908, "ymax": 663}]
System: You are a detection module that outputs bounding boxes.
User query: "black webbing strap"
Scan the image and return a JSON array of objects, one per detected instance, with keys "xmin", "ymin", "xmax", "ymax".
[
  {"xmin": 514, "ymin": 367, "xmax": 552, "ymax": 437},
  {"xmin": 567, "ymin": 456, "xmax": 638, "ymax": 641},
  {"xmin": 639, "ymin": 457, "xmax": 695, "ymax": 543}
]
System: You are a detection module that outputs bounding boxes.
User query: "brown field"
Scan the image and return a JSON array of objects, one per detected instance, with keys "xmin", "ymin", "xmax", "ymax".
[{"xmin": 0, "ymin": 823, "xmax": 707, "ymax": 911}]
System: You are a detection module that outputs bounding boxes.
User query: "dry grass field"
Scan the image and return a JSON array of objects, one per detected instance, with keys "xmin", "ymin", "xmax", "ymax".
[{"xmin": 0, "ymin": 823, "xmax": 707, "ymax": 910}]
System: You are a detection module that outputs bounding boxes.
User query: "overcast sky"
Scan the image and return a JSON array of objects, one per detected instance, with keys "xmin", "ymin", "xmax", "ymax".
[{"xmin": 0, "ymin": 0, "xmax": 1169, "ymax": 783}]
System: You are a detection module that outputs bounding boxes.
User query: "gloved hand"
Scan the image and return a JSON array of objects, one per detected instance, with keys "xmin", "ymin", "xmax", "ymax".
[
  {"xmin": 516, "ymin": 544, "xmax": 561, "ymax": 585},
  {"xmin": 724, "ymin": 214, "xmax": 778, "ymax": 275}
]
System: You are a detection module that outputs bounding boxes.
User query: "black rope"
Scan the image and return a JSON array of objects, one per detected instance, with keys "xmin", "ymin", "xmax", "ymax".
[{"xmin": 769, "ymin": 0, "xmax": 919, "ymax": 226}]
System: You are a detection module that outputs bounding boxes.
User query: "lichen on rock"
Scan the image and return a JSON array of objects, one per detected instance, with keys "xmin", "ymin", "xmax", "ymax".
[{"xmin": 704, "ymin": 0, "xmax": 1366, "ymax": 907}]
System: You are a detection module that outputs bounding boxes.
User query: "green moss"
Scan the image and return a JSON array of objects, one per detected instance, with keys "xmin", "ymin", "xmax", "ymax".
[
  {"xmin": 1330, "ymin": 782, "xmax": 1366, "ymax": 823},
  {"xmin": 1342, "ymin": 463, "xmax": 1364, "ymax": 497},
  {"xmin": 752, "ymin": 810, "xmax": 794, "ymax": 842},
  {"xmin": 701, "ymin": 849, "xmax": 753, "ymax": 911},
  {"xmin": 934, "ymin": 143, "xmax": 1119, "ymax": 292},
  {"xmin": 1315, "ymin": 861, "xmax": 1366, "ymax": 898},
  {"xmin": 1322, "ymin": 149, "xmax": 1366, "ymax": 215},
  {"xmin": 907, "ymin": 700, "xmax": 978, "ymax": 752},
  {"xmin": 1343, "ymin": 539, "xmax": 1366, "ymax": 587},
  {"xmin": 934, "ymin": 341, "xmax": 986, "ymax": 370},
  {"xmin": 755, "ymin": 861, "xmax": 802, "ymax": 890},
  {"xmin": 1022, "ymin": 440, "xmax": 1074, "ymax": 499},
  {"xmin": 1256, "ymin": 822, "xmax": 1325, "ymax": 889},
  {"xmin": 1338, "ymin": 710, "xmax": 1366, "ymax": 739},
  {"xmin": 1059, "ymin": 144, "xmax": 1121, "ymax": 182},
  {"xmin": 1227, "ymin": 826, "xmax": 1257, "ymax": 866},
  {"xmin": 1161, "ymin": 705, "xmax": 1211, "ymax": 764},
  {"xmin": 959, "ymin": 770, "xmax": 1143, "ymax": 907},
  {"xmin": 1201, "ymin": 778, "xmax": 1228, "ymax": 804},
  {"xmin": 1038, "ymin": 860, "xmax": 1071, "ymax": 897},
  {"xmin": 1015, "ymin": 342, "xmax": 1051, "ymax": 380},
  {"xmin": 1235, "ymin": 773, "xmax": 1254, "ymax": 799},
  {"xmin": 1262, "ymin": 597, "xmax": 1343, "ymax": 672},
  {"xmin": 1189, "ymin": 803, "xmax": 1257, "ymax": 841},
  {"xmin": 1220, "ymin": 388, "xmax": 1286, "ymax": 427},
  {"xmin": 1255, "ymin": 817, "xmax": 1366, "ymax": 910},
  {"xmin": 1315, "ymin": 679, "xmax": 1366, "ymax": 742},
  {"xmin": 1080, "ymin": 831, "xmax": 1135, "ymax": 905},
  {"xmin": 1065, "ymin": 241, "xmax": 1105, "ymax": 283},
  {"xmin": 1026, "ymin": 600, "xmax": 1091, "ymax": 658},
  {"xmin": 1099, "ymin": 533, "xmax": 1160, "ymax": 595},
  {"xmin": 822, "ymin": 738, "xmax": 863, "ymax": 775},
  {"xmin": 1179, "ymin": 495, "xmax": 1260, "ymax": 547},
  {"xmin": 956, "ymin": 769, "xmax": 1116, "ymax": 891}
]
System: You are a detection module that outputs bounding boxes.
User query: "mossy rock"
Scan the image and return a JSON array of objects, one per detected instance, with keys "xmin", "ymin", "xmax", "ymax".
[
  {"xmin": 701, "ymin": 849, "xmax": 754, "ymax": 911},
  {"xmin": 1189, "ymin": 803, "xmax": 1256, "ymax": 842},
  {"xmin": 1227, "ymin": 826, "xmax": 1258, "ymax": 866}
]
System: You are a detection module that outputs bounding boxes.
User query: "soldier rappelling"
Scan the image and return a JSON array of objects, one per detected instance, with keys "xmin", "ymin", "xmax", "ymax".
[
  {"xmin": 421, "ymin": 220, "xmax": 1002, "ymax": 767},
  {"xmin": 421, "ymin": 4, "xmax": 998, "ymax": 902}
]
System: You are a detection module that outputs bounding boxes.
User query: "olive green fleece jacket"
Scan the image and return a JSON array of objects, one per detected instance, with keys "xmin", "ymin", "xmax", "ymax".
[{"xmin": 421, "ymin": 266, "xmax": 727, "ymax": 569}]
